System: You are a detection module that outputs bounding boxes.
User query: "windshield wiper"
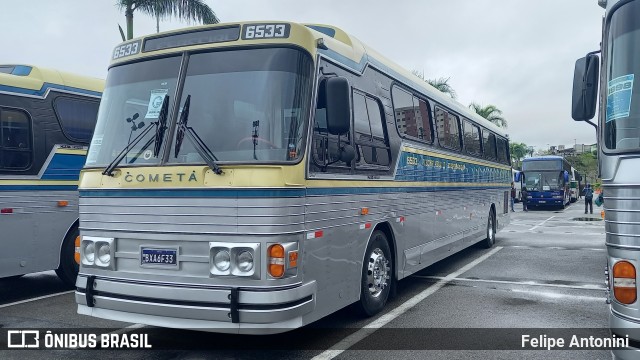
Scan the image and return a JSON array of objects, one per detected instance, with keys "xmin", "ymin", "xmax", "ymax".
[
  {"xmin": 174, "ymin": 95, "xmax": 223, "ymax": 175},
  {"xmin": 102, "ymin": 95, "xmax": 169, "ymax": 176}
]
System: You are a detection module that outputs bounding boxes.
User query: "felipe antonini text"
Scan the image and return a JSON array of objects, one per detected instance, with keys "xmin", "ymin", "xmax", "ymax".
[{"xmin": 521, "ymin": 334, "xmax": 629, "ymax": 350}]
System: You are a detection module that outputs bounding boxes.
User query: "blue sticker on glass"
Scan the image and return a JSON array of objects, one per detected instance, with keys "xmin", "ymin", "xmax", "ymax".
[{"xmin": 606, "ymin": 74, "xmax": 634, "ymax": 122}]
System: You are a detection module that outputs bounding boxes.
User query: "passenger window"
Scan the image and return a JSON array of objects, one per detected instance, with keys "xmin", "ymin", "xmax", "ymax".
[
  {"xmin": 0, "ymin": 108, "xmax": 32, "ymax": 170},
  {"xmin": 496, "ymin": 137, "xmax": 509, "ymax": 165},
  {"xmin": 353, "ymin": 90, "xmax": 390, "ymax": 168},
  {"xmin": 392, "ymin": 87, "xmax": 433, "ymax": 143},
  {"xmin": 435, "ymin": 106, "xmax": 461, "ymax": 151},
  {"xmin": 54, "ymin": 97, "xmax": 100, "ymax": 143},
  {"xmin": 482, "ymin": 130, "xmax": 497, "ymax": 160},
  {"xmin": 463, "ymin": 120, "xmax": 481, "ymax": 156}
]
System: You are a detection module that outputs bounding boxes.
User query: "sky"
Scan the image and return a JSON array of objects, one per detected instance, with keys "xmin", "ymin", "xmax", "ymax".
[{"xmin": 1, "ymin": 0, "xmax": 605, "ymax": 151}]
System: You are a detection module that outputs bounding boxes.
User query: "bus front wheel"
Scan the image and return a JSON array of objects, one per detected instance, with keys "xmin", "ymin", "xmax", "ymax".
[
  {"xmin": 480, "ymin": 210, "xmax": 496, "ymax": 249},
  {"xmin": 55, "ymin": 225, "xmax": 80, "ymax": 288},
  {"xmin": 357, "ymin": 230, "xmax": 392, "ymax": 316}
]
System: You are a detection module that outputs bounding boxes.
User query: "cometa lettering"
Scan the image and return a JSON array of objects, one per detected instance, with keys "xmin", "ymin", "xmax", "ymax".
[{"xmin": 124, "ymin": 172, "xmax": 198, "ymax": 183}]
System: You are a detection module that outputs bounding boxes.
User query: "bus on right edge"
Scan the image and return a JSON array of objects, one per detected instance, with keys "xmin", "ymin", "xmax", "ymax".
[{"xmin": 572, "ymin": 0, "xmax": 640, "ymax": 358}]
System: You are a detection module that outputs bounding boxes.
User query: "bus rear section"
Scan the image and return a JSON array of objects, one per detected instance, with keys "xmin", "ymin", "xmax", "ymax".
[{"xmin": 571, "ymin": 0, "xmax": 640, "ymax": 357}]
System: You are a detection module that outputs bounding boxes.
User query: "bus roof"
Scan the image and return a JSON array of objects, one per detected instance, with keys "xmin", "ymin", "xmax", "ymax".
[
  {"xmin": 0, "ymin": 64, "xmax": 103, "ymax": 98},
  {"xmin": 524, "ymin": 156, "xmax": 564, "ymax": 161},
  {"xmin": 109, "ymin": 21, "xmax": 508, "ymax": 138}
]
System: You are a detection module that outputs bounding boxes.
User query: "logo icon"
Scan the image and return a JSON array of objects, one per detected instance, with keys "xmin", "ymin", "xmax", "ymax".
[{"xmin": 7, "ymin": 330, "xmax": 40, "ymax": 348}]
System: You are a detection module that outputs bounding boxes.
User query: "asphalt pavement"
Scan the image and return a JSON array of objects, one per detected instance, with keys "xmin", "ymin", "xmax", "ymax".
[{"xmin": 0, "ymin": 201, "xmax": 610, "ymax": 359}]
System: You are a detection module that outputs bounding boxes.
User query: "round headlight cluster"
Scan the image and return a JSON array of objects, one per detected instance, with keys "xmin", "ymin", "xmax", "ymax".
[
  {"xmin": 237, "ymin": 251, "xmax": 254, "ymax": 272},
  {"xmin": 83, "ymin": 242, "xmax": 95, "ymax": 264},
  {"xmin": 213, "ymin": 250, "xmax": 231, "ymax": 271},
  {"xmin": 97, "ymin": 243, "xmax": 111, "ymax": 265}
]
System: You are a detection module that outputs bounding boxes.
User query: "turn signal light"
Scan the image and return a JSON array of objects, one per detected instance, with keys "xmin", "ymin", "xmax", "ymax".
[
  {"xmin": 613, "ymin": 261, "xmax": 637, "ymax": 305},
  {"xmin": 268, "ymin": 244, "xmax": 285, "ymax": 278},
  {"xmin": 74, "ymin": 235, "xmax": 81, "ymax": 265}
]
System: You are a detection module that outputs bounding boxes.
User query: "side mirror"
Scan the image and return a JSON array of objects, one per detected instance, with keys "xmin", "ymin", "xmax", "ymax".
[
  {"xmin": 572, "ymin": 54, "xmax": 599, "ymax": 121},
  {"xmin": 563, "ymin": 170, "xmax": 570, "ymax": 183},
  {"xmin": 514, "ymin": 171, "xmax": 521, "ymax": 182},
  {"xmin": 325, "ymin": 77, "xmax": 350, "ymax": 135}
]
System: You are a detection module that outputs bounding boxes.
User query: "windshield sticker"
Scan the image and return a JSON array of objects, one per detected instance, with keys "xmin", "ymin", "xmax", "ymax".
[
  {"xmin": 86, "ymin": 136, "xmax": 103, "ymax": 164},
  {"xmin": 606, "ymin": 74, "xmax": 634, "ymax": 122},
  {"xmin": 145, "ymin": 89, "xmax": 169, "ymax": 119}
]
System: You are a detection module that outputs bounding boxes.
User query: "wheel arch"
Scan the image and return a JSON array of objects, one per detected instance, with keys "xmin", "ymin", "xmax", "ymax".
[{"xmin": 57, "ymin": 218, "xmax": 79, "ymax": 268}]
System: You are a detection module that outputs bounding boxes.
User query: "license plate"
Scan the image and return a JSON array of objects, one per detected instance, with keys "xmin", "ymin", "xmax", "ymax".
[
  {"xmin": 141, "ymin": 248, "xmax": 177, "ymax": 266},
  {"xmin": 539, "ymin": 201, "xmax": 546, "ymax": 203}
]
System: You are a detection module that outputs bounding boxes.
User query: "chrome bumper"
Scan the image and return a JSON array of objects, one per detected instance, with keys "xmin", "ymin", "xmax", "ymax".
[
  {"xmin": 610, "ymin": 308, "xmax": 640, "ymax": 359},
  {"xmin": 75, "ymin": 275, "xmax": 316, "ymax": 334}
]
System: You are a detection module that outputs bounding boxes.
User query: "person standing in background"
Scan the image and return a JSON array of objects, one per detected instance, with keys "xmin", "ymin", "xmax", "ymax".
[
  {"xmin": 510, "ymin": 182, "xmax": 516, "ymax": 212},
  {"xmin": 583, "ymin": 183, "xmax": 594, "ymax": 214},
  {"xmin": 521, "ymin": 186, "xmax": 529, "ymax": 212}
]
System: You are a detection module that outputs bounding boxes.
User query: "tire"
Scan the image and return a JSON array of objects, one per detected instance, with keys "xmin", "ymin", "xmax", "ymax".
[
  {"xmin": 357, "ymin": 230, "xmax": 393, "ymax": 317},
  {"xmin": 55, "ymin": 225, "xmax": 80, "ymax": 288},
  {"xmin": 480, "ymin": 209, "xmax": 496, "ymax": 249}
]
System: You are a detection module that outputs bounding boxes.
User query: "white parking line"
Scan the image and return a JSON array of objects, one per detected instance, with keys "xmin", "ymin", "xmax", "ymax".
[
  {"xmin": 0, "ymin": 290, "xmax": 74, "ymax": 308},
  {"xmin": 311, "ymin": 246, "xmax": 503, "ymax": 360},
  {"xmin": 109, "ymin": 323, "xmax": 146, "ymax": 334},
  {"xmin": 413, "ymin": 275, "xmax": 605, "ymax": 291},
  {"xmin": 528, "ymin": 216, "xmax": 556, "ymax": 231}
]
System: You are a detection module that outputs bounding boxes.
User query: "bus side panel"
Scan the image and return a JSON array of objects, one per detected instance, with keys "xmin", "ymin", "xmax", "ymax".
[
  {"xmin": 602, "ymin": 156, "xmax": 640, "ymax": 325},
  {"xmin": 0, "ymin": 190, "xmax": 77, "ymax": 276}
]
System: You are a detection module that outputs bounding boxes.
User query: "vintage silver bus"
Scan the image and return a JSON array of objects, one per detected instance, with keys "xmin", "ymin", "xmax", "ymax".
[
  {"xmin": 76, "ymin": 21, "xmax": 511, "ymax": 333},
  {"xmin": 0, "ymin": 64, "xmax": 103, "ymax": 286},
  {"xmin": 572, "ymin": 0, "xmax": 640, "ymax": 358}
]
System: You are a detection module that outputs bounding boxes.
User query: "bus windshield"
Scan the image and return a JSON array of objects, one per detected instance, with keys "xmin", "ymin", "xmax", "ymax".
[
  {"xmin": 86, "ymin": 48, "xmax": 313, "ymax": 167},
  {"xmin": 524, "ymin": 171, "xmax": 563, "ymax": 192},
  {"xmin": 604, "ymin": 0, "xmax": 640, "ymax": 151}
]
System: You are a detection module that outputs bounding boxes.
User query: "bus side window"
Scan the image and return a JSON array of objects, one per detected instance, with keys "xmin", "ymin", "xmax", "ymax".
[
  {"xmin": 352, "ymin": 91, "xmax": 391, "ymax": 170},
  {"xmin": 435, "ymin": 106, "xmax": 461, "ymax": 151},
  {"xmin": 54, "ymin": 97, "xmax": 100, "ymax": 144},
  {"xmin": 0, "ymin": 108, "xmax": 32, "ymax": 171}
]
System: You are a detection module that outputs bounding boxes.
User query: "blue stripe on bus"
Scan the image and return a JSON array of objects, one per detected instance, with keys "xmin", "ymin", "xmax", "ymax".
[
  {"xmin": 0, "ymin": 185, "xmax": 77, "ymax": 191},
  {"xmin": 395, "ymin": 151, "xmax": 511, "ymax": 183},
  {"xmin": 0, "ymin": 82, "xmax": 102, "ymax": 98},
  {"xmin": 40, "ymin": 153, "xmax": 86, "ymax": 180},
  {"xmin": 79, "ymin": 185, "xmax": 508, "ymax": 198}
]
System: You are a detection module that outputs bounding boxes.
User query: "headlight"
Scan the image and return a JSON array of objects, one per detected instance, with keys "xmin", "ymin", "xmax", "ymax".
[
  {"xmin": 213, "ymin": 250, "xmax": 231, "ymax": 271},
  {"xmin": 83, "ymin": 242, "xmax": 95, "ymax": 264},
  {"xmin": 96, "ymin": 243, "xmax": 111, "ymax": 266},
  {"xmin": 236, "ymin": 251, "xmax": 254, "ymax": 272}
]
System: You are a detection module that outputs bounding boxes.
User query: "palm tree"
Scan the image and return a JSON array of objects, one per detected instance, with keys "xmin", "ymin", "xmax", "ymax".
[
  {"xmin": 412, "ymin": 70, "xmax": 457, "ymax": 99},
  {"xmin": 469, "ymin": 103, "xmax": 507, "ymax": 128},
  {"xmin": 117, "ymin": 0, "xmax": 220, "ymax": 40}
]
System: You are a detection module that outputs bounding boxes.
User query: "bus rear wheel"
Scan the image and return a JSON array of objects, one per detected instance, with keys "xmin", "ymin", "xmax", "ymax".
[
  {"xmin": 55, "ymin": 225, "xmax": 80, "ymax": 288},
  {"xmin": 480, "ymin": 210, "xmax": 496, "ymax": 249},
  {"xmin": 357, "ymin": 230, "xmax": 392, "ymax": 317}
]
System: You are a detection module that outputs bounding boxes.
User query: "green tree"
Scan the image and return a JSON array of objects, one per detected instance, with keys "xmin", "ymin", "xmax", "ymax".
[
  {"xmin": 117, "ymin": 0, "xmax": 219, "ymax": 40},
  {"xmin": 509, "ymin": 142, "xmax": 529, "ymax": 169},
  {"xmin": 412, "ymin": 70, "xmax": 457, "ymax": 99},
  {"xmin": 565, "ymin": 152, "xmax": 598, "ymax": 185},
  {"xmin": 469, "ymin": 103, "xmax": 507, "ymax": 128}
]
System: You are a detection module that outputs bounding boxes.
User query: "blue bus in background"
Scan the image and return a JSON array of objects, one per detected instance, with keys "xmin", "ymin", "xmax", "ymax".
[{"xmin": 521, "ymin": 156, "xmax": 573, "ymax": 209}]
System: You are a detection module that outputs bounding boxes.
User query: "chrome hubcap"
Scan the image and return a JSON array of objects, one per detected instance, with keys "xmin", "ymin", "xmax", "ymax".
[{"xmin": 367, "ymin": 248, "xmax": 391, "ymax": 297}]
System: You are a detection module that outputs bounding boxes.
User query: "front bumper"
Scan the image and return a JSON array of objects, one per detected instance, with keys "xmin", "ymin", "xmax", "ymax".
[
  {"xmin": 610, "ymin": 308, "xmax": 640, "ymax": 359},
  {"xmin": 76, "ymin": 274, "xmax": 316, "ymax": 334}
]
